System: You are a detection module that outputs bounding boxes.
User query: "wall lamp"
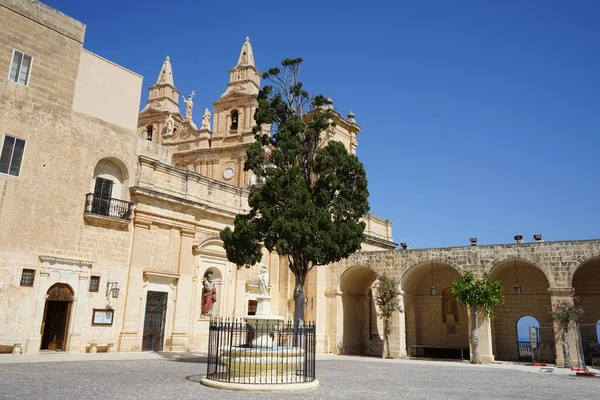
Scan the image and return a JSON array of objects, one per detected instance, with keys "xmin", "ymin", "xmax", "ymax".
[{"xmin": 106, "ymin": 281, "xmax": 120, "ymax": 299}]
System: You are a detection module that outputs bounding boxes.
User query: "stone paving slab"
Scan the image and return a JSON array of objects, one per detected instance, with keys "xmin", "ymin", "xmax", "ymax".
[{"xmin": 0, "ymin": 352, "xmax": 598, "ymax": 399}]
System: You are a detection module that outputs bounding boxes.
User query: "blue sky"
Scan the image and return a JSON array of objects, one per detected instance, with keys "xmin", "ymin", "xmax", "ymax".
[{"xmin": 45, "ymin": 0, "xmax": 600, "ymax": 248}]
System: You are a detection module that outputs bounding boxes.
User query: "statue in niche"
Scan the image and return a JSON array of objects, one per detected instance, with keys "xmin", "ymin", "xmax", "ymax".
[
  {"xmin": 442, "ymin": 289, "xmax": 459, "ymax": 323},
  {"xmin": 182, "ymin": 91, "xmax": 195, "ymax": 120},
  {"xmin": 258, "ymin": 265, "xmax": 269, "ymax": 297},
  {"xmin": 165, "ymin": 113, "xmax": 174, "ymax": 136},
  {"xmin": 201, "ymin": 271, "xmax": 217, "ymax": 316},
  {"xmin": 201, "ymin": 108, "xmax": 211, "ymax": 130}
]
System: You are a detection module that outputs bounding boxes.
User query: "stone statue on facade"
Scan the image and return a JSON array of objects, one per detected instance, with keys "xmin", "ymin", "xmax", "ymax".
[
  {"xmin": 165, "ymin": 113, "xmax": 174, "ymax": 136},
  {"xmin": 202, "ymin": 271, "xmax": 217, "ymax": 316},
  {"xmin": 182, "ymin": 91, "xmax": 195, "ymax": 120},
  {"xmin": 201, "ymin": 108, "xmax": 211, "ymax": 130},
  {"xmin": 258, "ymin": 265, "xmax": 269, "ymax": 297}
]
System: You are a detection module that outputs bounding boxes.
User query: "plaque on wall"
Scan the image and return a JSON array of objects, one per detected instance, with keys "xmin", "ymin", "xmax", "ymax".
[{"xmin": 91, "ymin": 309, "xmax": 114, "ymax": 326}]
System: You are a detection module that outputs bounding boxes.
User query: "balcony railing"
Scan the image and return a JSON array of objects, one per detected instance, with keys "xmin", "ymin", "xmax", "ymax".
[{"xmin": 84, "ymin": 193, "xmax": 133, "ymax": 221}]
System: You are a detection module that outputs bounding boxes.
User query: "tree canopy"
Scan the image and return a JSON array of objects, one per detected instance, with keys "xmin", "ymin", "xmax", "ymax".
[{"xmin": 220, "ymin": 58, "xmax": 370, "ymax": 324}]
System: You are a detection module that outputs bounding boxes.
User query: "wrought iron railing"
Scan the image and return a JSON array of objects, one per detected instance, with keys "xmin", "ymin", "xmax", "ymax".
[
  {"xmin": 205, "ymin": 319, "xmax": 316, "ymax": 385},
  {"xmin": 84, "ymin": 193, "xmax": 133, "ymax": 221},
  {"xmin": 518, "ymin": 341, "xmax": 534, "ymax": 358}
]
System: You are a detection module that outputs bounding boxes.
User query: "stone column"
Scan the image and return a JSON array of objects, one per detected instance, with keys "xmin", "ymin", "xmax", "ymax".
[
  {"xmin": 548, "ymin": 287, "xmax": 578, "ymax": 367},
  {"xmin": 314, "ymin": 266, "xmax": 329, "ymax": 353},
  {"xmin": 118, "ymin": 220, "xmax": 151, "ymax": 352},
  {"xmin": 325, "ymin": 290, "xmax": 343, "ymax": 354},
  {"xmin": 169, "ymin": 229, "xmax": 195, "ymax": 351},
  {"xmin": 477, "ymin": 312, "xmax": 495, "ymax": 363}
]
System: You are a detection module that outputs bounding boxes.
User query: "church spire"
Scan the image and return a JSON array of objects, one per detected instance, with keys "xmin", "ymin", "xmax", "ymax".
[
  {"xmin": 142, "ymin": 55, "xmax": 180, "ymax": 115},
  {"xmin": 156, "ymin": 56, "xmax": 175, "ymax": 86},
  {"xmin": 221, "ymin": 37, "xmax": 260, "ymax": 98},
  {"xmin": 236, "ymin": 37, "xmax": 255, "ymax": 67}
]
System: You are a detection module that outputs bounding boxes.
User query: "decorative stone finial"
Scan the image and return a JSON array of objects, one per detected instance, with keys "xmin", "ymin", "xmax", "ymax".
[{"xmin": 347, "ymin": 111, "xmax": 356, "ymax": 123}]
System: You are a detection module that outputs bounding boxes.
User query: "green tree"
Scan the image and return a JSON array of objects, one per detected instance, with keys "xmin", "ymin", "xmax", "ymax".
[
  {"xmin": 451, "ymin": 271, "xmax": 504, "ymax": 364},
  {"xmin": 373, "ymin": 272, "xmax": 402, "ymax": 359},
  {"xmin": 546, "ymin": 295, "xmax": 584, "ymax": 368},
  {"xmin": 220, "ymin": 58, "xmax": 370, "ymax": 325}
]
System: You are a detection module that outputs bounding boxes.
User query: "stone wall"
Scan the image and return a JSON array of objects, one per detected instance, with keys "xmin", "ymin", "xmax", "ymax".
[{"xmin": 326, "ymin": 239, "xmax": 600, "ymax": 363}]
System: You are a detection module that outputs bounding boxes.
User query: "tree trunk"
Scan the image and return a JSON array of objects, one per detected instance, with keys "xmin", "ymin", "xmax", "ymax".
[
  {"xmin": 382, "ymin": 318, "xmax": 391, "ymax": 359},
  {"xmin": 470, "ymin": 304, "xmax": 481, "ymax": 364},
  {"xmin": 293, "ymin": 273, "xmax": 306, "ymax": 327},
  {"xmin": 561, "ymin": 326, "xmax": 572, "ymax": 369}
]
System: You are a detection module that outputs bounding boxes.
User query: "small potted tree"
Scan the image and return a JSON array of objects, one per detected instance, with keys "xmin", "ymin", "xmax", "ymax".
[{"xmin": 373, "ymin": 272, "xmax": 402, "ymax": 359}]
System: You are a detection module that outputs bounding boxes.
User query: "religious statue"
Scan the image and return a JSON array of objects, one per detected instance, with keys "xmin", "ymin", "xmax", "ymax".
[
  {"xmin": 258, "ymin": 265, "xmax": 269, "ymax": 297},
  {"xmin": 165, "ymin": 113, "xmax": 174, "ymax": 136},
  {"xmin": 182, "ymin": 91, "xmax": 195, "ymax": 120},
  {"xmin": 201, "ymin": 108, "xmax": 211, "ymax": 130},
  {"xmin": 201, "ymin": 271, "xmax": 217, "ymax": 316}
]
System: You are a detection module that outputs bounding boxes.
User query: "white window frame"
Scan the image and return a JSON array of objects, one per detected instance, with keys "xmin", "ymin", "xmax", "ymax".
[
  {"xmin": 8, "ymin": 49, "xmax": 33, "ymax": 86},
  {"xmin": 0, "ymin": 134, "xmax": 27, "ymax": 177}
]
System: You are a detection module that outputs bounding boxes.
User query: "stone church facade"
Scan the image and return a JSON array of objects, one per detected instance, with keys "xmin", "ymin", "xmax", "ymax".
[{"xmin": 0, "ymin": 0, "xmax": 597, "ymax": 366}]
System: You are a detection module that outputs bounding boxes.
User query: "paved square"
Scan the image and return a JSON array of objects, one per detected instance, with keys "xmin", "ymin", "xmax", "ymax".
[{"xmin": 0, "ymin": 353, "xmax": 597, "ymax": 399}]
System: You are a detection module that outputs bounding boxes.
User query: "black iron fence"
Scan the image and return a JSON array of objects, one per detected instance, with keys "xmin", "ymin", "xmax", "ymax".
[
  {"xmin": 84, "ymin": 193, "xmax": 133, "ymax": 220},
  {"xmin": 205, "ymin": 319, "xmax": 316, "ymax": 385}
]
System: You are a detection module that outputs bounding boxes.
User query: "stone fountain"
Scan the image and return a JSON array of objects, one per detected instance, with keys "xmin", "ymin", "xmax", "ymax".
[{"xmin": 202, "ymin": 265, "xmax": 318, "ymax": 391}]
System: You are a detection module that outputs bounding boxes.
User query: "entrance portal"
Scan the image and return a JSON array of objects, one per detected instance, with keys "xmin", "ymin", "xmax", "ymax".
[
  {"xmin": 41, "ymin": 283, "xmax": 74, "ymax": 351},
  {"xmin": 142, "ymin": 291, "xmax": 168, "ymax": 351}
]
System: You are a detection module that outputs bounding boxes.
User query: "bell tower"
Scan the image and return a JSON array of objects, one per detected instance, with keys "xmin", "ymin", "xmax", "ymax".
[
  {"xmin": 143, "ymin": 56, "xmax": 180, "ymax": 114},
  {"xmin": 137, "ymin": 56, "xmax": 183, "ymax": 143},
  {"xmin": 211, "ymin": 37, "xmax": 261, "ymax": 149}
]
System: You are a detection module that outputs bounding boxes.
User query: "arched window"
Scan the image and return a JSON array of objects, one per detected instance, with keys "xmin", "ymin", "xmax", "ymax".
[
  {"xmin": 85, "ymin": 158, "xmax": 130, "ymax": 220},
  {"xmin": 230, "ymin": 110, "xmax": 239, "ymax": 131},
  {"xmin": 146, "ymin": 125, "xmax": 153, "ymax": 141}
]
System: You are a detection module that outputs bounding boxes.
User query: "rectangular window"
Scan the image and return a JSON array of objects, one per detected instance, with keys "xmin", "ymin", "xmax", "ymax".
[
  {"xmin": 20, "ymin": 269, "xmax": 35, "ymax": 287},
  {"xmin": 0, "ymin": 134, "xmax": 26, "ymax": 177},
  {"xmin": 8, "ymin": 50, "xmax": 32, "ymax": 85},
  {"xmin": 89, "ymin": 276, "xmax": 100, "ymax": 292}
]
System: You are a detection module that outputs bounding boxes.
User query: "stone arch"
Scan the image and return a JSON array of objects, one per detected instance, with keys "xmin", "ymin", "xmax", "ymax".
[
  {"xmin": 488, "ymin": 255, "xmax": 553, "ymax": 286},
  {"xmin": 338, "ymin": 265, "xmax": 380, "ymax": 356},
  {"xmin": 489, "ymin": 258, "xmax": 554, "ymax": 362},
  {"xmin": 402, "ymin": 259, "xmax": 468, "ymax": 358},
  {"xmin": 572, "ymin": 253, "xmax": 600, "ymax": 362},
  {"xmin": 568, "ymin": 252, "xmax": 600, "ymax": 288},
  {"xmin": 91, "ymin": 156, "xmax": 130, "ymax": 200}
]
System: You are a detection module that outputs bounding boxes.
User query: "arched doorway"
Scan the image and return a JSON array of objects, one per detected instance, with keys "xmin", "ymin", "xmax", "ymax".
[
  {"xmin": 516, "ymin": 316, "xmax": 540, "ymax": 361},
  {"xmin": 490, "ymin": 259, "xmax": 554, "ymax": 362},
  {"xmin": 402, "ymin": 261, "xmax": 468, "ymax": 359},
  {"xmin": 572, "ymin": 257, "xmax": 600, "ymax": 364},
  {"xmin": 41, "ymin": 283, "xmax": 74, "ymax": 351},
  {"xmin": 339, "ymin": 266, "xmax": 378, "ymax": 356}
]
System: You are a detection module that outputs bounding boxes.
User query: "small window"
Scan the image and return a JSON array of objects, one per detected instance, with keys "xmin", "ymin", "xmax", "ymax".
[
  {"xmin": 146, "ymin": 125, "xmax": 153, "ymax": 141},
  {"xmin": 89, "ymin": 276, "xmax": 100, "ymax": 292},
  {"xmin": 9, "ymin": 50, "xmax": 33, "ymax": 86},
  {"xmin": 0, "ymin": 134, "xmax": 26, "ymax": 177},
  {"xmin": 20, "ymin": 269, "xmax": 35, "ymax": 287}
]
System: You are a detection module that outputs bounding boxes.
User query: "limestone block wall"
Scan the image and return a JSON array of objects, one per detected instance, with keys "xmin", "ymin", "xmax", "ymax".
[
  {"xmin": 0, "ymin": 0, "xmax": 143, "ymax": 353},
  {"xmin": 327, "ymin": 240, "xmax": 600, "ymax": 361}
]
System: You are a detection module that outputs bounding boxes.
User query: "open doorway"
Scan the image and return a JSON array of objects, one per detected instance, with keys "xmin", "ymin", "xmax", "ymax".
[{"xmin": 40, "ymin": 283, "xmax": 74, "ymax": 351}]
